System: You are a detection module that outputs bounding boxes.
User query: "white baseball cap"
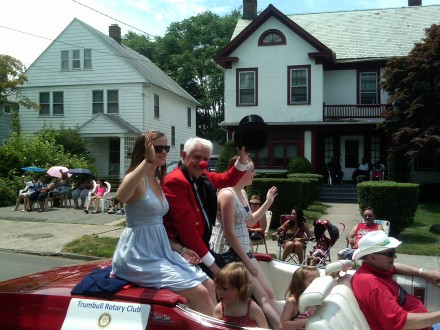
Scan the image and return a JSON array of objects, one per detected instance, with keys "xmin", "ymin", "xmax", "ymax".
[{"xmin": 352, "ymin": 231, "xmax": 402, "ymax": 261}]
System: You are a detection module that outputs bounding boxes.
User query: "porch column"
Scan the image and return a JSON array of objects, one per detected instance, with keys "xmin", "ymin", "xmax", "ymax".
[
  {"xmin": 304, "ymin": 131, "xmax": 312, "ymax": 163},
  {"xmin": 119, "ymin": 137, "xmax": 125, "ymax": 180}
]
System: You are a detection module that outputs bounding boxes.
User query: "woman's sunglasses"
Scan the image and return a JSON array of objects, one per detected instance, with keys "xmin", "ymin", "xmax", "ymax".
[
  {"xmin": 374, "ymin": 250, "xmax": 396, "ymax": 258},
  {"xmin": 154, "ymin": 145, "xmax": 170, "ymax": 153}
]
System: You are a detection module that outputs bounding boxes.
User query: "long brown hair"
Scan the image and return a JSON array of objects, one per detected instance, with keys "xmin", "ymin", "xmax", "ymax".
[
  {"xmin": 285, "ymin": 266, "xmax": 319, "ymax": 300},
  {"xmin": 127, "ymin": 131, "xmax": 167, "ymax": 185}
]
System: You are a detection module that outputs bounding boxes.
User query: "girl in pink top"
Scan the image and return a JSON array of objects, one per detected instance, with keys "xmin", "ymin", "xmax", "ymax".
[{"xmin": 84, "ymin": 178, "xmax": 108, "ymax": 214}]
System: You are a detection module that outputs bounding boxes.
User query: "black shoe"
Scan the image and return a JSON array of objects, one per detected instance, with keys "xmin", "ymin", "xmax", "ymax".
[{"xmin": 84, "ymin": 209, "xmax": 88, "ymax": 214}]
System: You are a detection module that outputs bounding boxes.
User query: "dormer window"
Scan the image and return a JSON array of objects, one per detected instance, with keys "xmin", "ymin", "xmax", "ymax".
[{"xmin": 258, "ymin": 29, "xmax": 286, "ymax": 46}]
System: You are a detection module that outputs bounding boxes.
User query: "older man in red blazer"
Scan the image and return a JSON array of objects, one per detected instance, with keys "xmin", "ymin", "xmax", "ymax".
[{"xmin": 163, "ymin": 137, "xmax": 250, "ymax": 278}]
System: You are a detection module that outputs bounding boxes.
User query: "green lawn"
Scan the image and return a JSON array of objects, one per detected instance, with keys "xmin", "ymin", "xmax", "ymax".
[
  {"xmin": 62, "ymin": 202, "xmax": 439, "ymax": 258},
  {"xmin": 396, "ymin": 203, "xmax": 440, "ymax": 256}
]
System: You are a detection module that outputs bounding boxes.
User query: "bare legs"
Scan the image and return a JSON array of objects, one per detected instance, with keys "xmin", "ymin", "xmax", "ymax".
[
  {"xmin": 85, "ymin": 196, "xmax": 103, "ymax": 213},
  {"xmin": 12, "ymin": 194, "xmax": 25, "ymax": 211},
  {"xmin": 282, "ymin": 240, "xmax": 305, "ymax": 263},
  {"xmin": 178, "ymin": 279, "xmax": 216, "ymax": 316},
  {"xmin": 250, "ymin": 258, "xmax": 282, "ymax": 330}
]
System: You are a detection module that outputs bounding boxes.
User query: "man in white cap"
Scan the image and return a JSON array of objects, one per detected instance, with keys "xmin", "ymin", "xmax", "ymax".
[{"xmin": 352, "ymin": 231, "xmax": 440, "ymax": 330}]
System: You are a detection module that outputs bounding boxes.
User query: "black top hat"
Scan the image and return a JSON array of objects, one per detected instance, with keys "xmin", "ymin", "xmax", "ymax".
[{"xmin": 234, "ymin": 114, "xmax": 273, "ymax": 152}]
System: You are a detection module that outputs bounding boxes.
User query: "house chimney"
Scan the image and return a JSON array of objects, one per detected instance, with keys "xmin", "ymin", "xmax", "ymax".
[
  {"xmin": 408, "ymin": 0, "xmax": 422, "ymax": 6},
  {"xmin": 243, "ymin": 0, "xmax": 257, "ymax": 19},
  {"xmin": 109, "ymin": 24, "xmax": 121, "ymax": 44}
]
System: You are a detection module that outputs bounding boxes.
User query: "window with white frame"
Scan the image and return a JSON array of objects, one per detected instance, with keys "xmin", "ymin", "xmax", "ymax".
[
  {"xmin": 92, "ymin": 91, "xmax": 104, "ymax": 114},
  {"xmin": 237, "ymin": 68, "xmax": 257, "ymax": 106},
  {"xmin": 187, "ymin": 107, "xmax": 191, "ymax": 127},
  {"xmin": 92, "ymin": 90, "xmax": 118, "ymax": 115},
  {"xmin": 258, "ymin": 29, "xmax": 286, "ymax": 46},
  {"xmin": 72, "ymin": 50, "xmax": 81, "ymax": 70},
  {"xmin": 359, "ymin": 72, "xmax": 378, "ymax": 104},
  {"xmin": 288, "ymin": 65, "xmax": 310, "ymax": 104},
  {"xmin": 60, "ymin": 49, "xmax": 93, "ymax": 70},
  {"xmin": 61, "ymin": 50, "xmax": 70, "ymax": 70},
  {"xmin": 38, "ymin": 91, "xmax": 63, "ymax": 116},
  {"xmin": 84, "ymin": 49, "xmax": 92, "ymax": 69},
  {"xmin": 39, "ymin": 92, "xmax": 50, "ymax": 116},
  {"xmin": 4, "ymin": 104, "xmax": 13, "ymax": 114},
  {"xmin": 154, "ymin": 94, "xmax": 159, "ymax": 118},
  {"xmin": 52, "ymin": 92, "xmax": 64, "ymax": 115},
  {"xmin": 107, "ymin": 90, "xmax": 119, "ymax": 114},
  {"xmin": 370, "ymin": 136, "xmax": 381, "ymax": 163},
  {"xmin": 324, "ymin": 137, "xmax": 334, "ymax": 164}
]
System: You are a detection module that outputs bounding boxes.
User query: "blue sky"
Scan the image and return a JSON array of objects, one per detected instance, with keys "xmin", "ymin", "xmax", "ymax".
[{"xmin": 1, "ymin": 0, "xmax": 439, "ymax": 67}]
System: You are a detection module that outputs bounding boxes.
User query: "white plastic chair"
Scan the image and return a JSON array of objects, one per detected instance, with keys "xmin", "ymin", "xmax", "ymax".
[
  {"xmin": 251, "ymin": 210, "xmax": 272, "ymax": 254},
  {"xmin": 86, "ymin": 181, "xmax": 111, "ymax": 213},
  {"xmin": 374, "ymin": 219, "xmax": 390, "ymax": 235}
]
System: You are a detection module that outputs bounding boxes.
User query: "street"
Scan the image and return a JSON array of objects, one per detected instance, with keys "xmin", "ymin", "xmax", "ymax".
[{"xmin": 0, "ymin": 251, "xmax": 86, "ymax": 282}]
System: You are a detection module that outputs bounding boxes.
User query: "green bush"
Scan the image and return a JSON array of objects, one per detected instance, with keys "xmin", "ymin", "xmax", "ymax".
[
  {"xmin": 358, "ymin": 181, "xmax": 419, "ymax": 236},
  {"xmin": 264, "ymin": 172, "xmax": 287, "ymax": 178},
  {"xmin": 0, "ymin": 131, "xmax": 94, "ymax": 206},
  {"xmin": 287, "ymin": 156, "xmax": 312, "ymax": 173},
  {"xmin": 247, "ymin": 177, "xmax": 314, "ymax": 229},
  {"xmin": 287, "ymin": 173, "xmax": 323, "ymax": 200}
]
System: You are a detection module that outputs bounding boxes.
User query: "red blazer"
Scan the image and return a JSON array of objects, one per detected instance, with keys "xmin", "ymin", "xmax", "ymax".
[{"xmin": 163, "ymin": 165, "xmax": 245, "ymax": 258}]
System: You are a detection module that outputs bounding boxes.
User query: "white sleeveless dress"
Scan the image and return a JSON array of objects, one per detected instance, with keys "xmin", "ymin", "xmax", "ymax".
[{"xmin": 111, "ymin": 179, "xmax": 209, "ymax": 290}]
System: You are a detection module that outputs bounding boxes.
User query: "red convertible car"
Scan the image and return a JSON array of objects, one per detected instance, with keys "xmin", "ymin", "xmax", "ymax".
[{"xmin": 0, "ymin": 255, "xmax": 438, "ymax": 329}]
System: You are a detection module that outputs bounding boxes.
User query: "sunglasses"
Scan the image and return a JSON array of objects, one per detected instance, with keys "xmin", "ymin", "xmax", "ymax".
[
  {"xmin": 154, "ymin": 145, "xmax": 170, "ymax": 153},
  {"xmin": 374, "ymin": 250, "xmax": 396, "ymax": 258}
]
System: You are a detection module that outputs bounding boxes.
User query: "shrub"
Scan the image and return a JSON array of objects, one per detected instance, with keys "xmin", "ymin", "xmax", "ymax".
[
  {"xmin": 264, "ymin": 172, "xmax": 287, "ymax": 178},
  {"xmin": 287, "ymin": 156, "xmax": 312, "ymax": 174},
  {"xmin": 247, "ymin": 177, "xmax": 313, "ymax": 229},
  {"xmin": 358, "ymin": 181, "xmax": 419, "ymax": 236}
]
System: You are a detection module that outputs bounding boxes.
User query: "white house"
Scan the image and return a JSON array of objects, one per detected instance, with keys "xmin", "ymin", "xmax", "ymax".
[
  {"xmin": 19, "ymin": 18, "xmax": 198, "ymax": 179},
  {"xmin": 0, "ymin": 101, "xmax": 16, "ymax": 143},
  {"xmin": 215, "ymin": 0, "xmax": 440, "ymax": 183}
]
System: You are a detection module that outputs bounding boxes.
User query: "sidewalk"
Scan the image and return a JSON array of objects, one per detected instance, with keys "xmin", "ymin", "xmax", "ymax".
[{"xmin": 0, "ymin": 202, "xmax": 438, "ymax": 268}]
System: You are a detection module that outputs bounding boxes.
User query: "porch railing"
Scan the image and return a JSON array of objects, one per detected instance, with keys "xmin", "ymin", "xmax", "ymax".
[{"xmin": 323, "ymin": 103, "xmax": 386, "ymax": 121}]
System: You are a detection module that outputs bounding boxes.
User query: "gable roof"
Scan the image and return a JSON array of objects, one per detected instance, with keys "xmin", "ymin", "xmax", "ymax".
[
  {"xmin": 216, "ymin": 5, "xmax": 333, "ymax": 68},
  {"xmin": 63, "ymin": 18, "xmax": 200, "ymax": 105},
  {"xmin": 78, "ymin": 113, "xmax": 142, "ymax": 136},
  {"xmin": 216, "ymin": 4, "xmax": 440, "ymax": 66}
]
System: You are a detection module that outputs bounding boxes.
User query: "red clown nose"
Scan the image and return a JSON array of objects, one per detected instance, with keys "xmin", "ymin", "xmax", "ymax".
[{"xmin": 199, "ymin": 161, "xmax": 208, "ymax": 170}]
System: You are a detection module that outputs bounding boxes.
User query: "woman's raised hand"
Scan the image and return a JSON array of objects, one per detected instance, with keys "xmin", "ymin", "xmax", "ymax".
[
  {"xmin": 265, "ymin": 186, "xmax": 278, "ymax": 204},
  {"xmin": 144, "ymin": 131, "xmax": 156, "ymax": 162}
]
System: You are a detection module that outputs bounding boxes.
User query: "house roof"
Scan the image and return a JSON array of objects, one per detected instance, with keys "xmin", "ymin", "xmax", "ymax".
[
  {"xmin": 78, "ymin": 113, "xmax": 142, "ymax": 136},
  {"xmin": 74, "ymin": 18, "xmax": 200, "ymax": 105},
  {"xmin": 218, "ymin": 4, "xmax": 440, "ymax": 65}
]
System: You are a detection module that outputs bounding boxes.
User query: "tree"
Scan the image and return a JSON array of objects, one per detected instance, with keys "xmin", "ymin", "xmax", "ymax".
[
  {"xmin": 380, "ymin": 24, "xmax": 440, "ymax": 162},
  {"xmin": 123, "ymin": 10, "xmax": 240, "ymax": 144},
  {"xmin": 0, "ymin": 55, "xmax": 39, "ymax": 111}
]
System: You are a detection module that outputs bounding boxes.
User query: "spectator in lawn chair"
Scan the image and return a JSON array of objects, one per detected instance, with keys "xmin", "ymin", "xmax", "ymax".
[{"xmin": 338, "ymin": 207, "xmax": 383, "ymax": 260}]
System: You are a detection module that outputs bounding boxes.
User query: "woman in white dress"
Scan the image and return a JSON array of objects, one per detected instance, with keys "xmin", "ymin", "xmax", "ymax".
[
  {"xmin": 210, "ymin": 156, "xmax": 282, "ymax": 329},
  {"xmin": 111, "ymin": 131, "xmax": 216, "ymax": 316}
]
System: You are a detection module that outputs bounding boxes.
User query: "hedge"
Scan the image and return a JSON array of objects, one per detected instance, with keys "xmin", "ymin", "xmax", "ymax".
[
  {"xmin": 357, "ymin": 181, "xmax": 419, "ymax": 236},
  {"xmin": 247, "ymin": 177, "xmax": 322, "ymax": 229}
]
